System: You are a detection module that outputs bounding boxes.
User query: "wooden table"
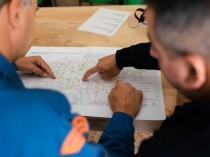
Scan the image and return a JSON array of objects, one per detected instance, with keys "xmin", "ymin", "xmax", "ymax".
[{"xmin": 34, "ymin": 5, "xmax": 178, "ymax": 149}]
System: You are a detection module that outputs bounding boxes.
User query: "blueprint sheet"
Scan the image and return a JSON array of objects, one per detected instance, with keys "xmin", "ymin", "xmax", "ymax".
[{"xmin": 19, "ymin": 46, "xmax": 166, "ymax": 121}]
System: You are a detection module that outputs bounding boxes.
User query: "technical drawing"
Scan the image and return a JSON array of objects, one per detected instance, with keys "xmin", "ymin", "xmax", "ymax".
[{"xmin": 19, "ymin": 47, "xmax": 165, "ymax": 120}]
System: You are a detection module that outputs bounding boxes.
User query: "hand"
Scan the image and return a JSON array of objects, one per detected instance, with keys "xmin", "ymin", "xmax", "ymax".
[
  {"xmin": 82, "ymin": 54, "xmax": 121, "ymax": 81},
  {"xmin": 15, "ymin": 56, "xmax": 56, "ymax": 79},
  {"xmin": 108, "ymin": 80, "xmax": 143, "ymax": 118}
]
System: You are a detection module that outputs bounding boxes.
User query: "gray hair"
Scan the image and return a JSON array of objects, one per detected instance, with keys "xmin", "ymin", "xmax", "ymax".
[
  {"xmin": 0, "ymin": 0, "xmax": 30, "ymax": 8},
  {"xmin": 146, "ymin": 0, "xmax": 210, "ymax": 59},
  {"xmin": 0, "ymin": 0, "xmax": 7, "ymax": 7}
]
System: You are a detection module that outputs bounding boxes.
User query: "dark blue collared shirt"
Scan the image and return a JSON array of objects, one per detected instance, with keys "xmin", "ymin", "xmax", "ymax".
[{"xmin": 0, "ymin": 54, "xmax": 135, "ymax": 157}]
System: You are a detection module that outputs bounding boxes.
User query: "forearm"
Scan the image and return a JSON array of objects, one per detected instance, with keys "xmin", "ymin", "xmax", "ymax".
[
  {"xmin": 116, "ymin": 43, "xmax": 159, "ymax": 70},
  {"xmin": 98, "ymin": 112, "xmax": 135, "ymax": 157}
]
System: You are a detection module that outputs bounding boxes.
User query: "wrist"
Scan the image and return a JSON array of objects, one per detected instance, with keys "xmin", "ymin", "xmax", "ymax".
[
  {"xmin": 115, "ymin": 52, "xmax": 124, "ymax": 70},
  {"xmin": 113, "ymin": 111, "xmax": 134, "ymax": 119}
]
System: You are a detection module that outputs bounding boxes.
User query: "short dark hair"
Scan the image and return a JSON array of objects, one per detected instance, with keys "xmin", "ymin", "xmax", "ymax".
[{"xmin": 146, "ymin": 0, "xmax": 210, "ymax": 58}]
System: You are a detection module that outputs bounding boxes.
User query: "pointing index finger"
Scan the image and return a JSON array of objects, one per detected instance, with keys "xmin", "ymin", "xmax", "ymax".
[{"xmin": 82, "ymin": 66, "xmax": 99, "ymax": 81}]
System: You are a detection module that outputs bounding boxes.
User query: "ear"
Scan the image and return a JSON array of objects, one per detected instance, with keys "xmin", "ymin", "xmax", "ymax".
[
  {"xmin": 7, "ymin": 0, "xmax": 23, "ymax": 29},
  {"xmin": 181, "ymin": 54, "xmax": 207, "ymax": 90}
]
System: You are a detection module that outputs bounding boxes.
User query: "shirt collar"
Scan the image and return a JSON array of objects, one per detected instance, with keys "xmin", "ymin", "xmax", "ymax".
[{"xmin": 0, "ymin": 54, "xmax": 24, "ymax": 88}]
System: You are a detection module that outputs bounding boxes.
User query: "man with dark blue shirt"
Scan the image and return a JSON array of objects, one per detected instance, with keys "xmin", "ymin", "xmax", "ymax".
[{"xmin": 0, "ymin": 0, "xmax": 142, "ymax": 156}]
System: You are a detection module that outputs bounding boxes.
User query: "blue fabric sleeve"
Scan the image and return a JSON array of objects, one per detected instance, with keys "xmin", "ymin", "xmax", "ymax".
[
  {"xmin": 12, "ymin": 63, "xmax": 17, "ymax": 71},
  {"xmin": 98, "ymin": 112, "xmax": 135, "ymax": 157}
]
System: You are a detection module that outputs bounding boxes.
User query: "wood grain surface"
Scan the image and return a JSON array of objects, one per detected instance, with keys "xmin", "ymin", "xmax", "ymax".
[{"xmin": 34, "ymin": 5, "xmax": 178, "ymax": 147}]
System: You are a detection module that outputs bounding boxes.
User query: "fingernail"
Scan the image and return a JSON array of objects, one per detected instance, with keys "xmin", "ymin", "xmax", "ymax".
[
  {"xmin": 43, "ymin": 73, "xmax": 48, "ymax": 77},
  {"xmin": 52, "ymin": 74, "xmax": 56, "ymax": 79}
]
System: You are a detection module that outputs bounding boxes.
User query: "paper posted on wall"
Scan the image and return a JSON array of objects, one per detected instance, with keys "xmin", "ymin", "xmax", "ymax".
[{"xmin": 19, "ymin": 46, "xmax": 166, "ymax": 131}]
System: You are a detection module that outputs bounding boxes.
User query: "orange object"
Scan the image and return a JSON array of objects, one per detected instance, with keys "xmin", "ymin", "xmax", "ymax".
[
  {"xmin": 72, "ymin": 116, "xmax": 89, "ymax": 134},
  {"xmin": 60, "ymin": 127, "xmax": 86, "ymax": 155}
]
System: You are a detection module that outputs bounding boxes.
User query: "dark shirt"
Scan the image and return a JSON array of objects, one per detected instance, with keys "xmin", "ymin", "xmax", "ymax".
[
  {"xmin": 116, "ymin": 43, "xmax": 210, "ymax": 157},
  {"xmin": 139, "ymin": 101, "xmax": 210, "ymax": 157},
  {"xmin": 116, "ymin": 43, "xmax": 159, "ymax": 70}
]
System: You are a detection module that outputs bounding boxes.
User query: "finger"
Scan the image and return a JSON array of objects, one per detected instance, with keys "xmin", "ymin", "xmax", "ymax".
[
  {"xmin": 124, "ymin": 82, "xmax": 132, "ymax": 87},
  {"xmin": 116, "ymin": 80, "xmax": 123, "ymax": 85},
  {"xmin": 31, "ymin": 65, "xmax": 48, "ymax": 77},
  {"xmin": 35, "ymin": 57, "xmax": 56, "ymax": 79},
  {"xmin": 101, "ymin": 73, "xmax": 110, "ymax": 80},
  {"xmin": 136, "ymin": 90, "xmax": 143, "ymax": 103},
  {"xmin": 138, "ymin": 90, "xmax": 143, "ymax": 95},
  {"xmin": 115, "ymin": 80, "xmax": 124, "ymax": 88},
  {"xmin": 82, "ymin": 66, "xmax": 99, "ymax": 81}
]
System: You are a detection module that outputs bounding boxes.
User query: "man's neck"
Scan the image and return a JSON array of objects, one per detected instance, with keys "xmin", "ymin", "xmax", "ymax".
[
  {"xmin": 0, "ymin": 52, "xmax": 14, "ymax": 63},
  {"xmin": 0, "ymin": 27, "xmax": 15, "ymax": 63},
  {"xmin": 0, "ymin": 7, "xmax": 15, "ymax": 63},
  {"xmin": 192, "ymin": 67, "xmax": 210, "ymax": 102},
  {"xmin": 202, "ymin": 67, "xmax": 210, "ymax": 102}
]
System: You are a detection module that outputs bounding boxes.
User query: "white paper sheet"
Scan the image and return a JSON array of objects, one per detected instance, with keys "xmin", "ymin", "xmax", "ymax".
[
  {"xmin": 19, "ymin": 46, "xmax": 166, "ymax": 121},
  {"xmin": 78, "ymin": 8, "xmax": 131, "ymax": 36}
]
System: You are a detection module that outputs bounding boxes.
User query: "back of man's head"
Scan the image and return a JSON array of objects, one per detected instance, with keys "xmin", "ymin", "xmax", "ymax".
[
  {"xmin": 146, "ymin": 0, "xmax": 210, "ymax": 59},
  {"xmin": 0, "ymin": 0, "xmax": 34, "ymax": 62}
]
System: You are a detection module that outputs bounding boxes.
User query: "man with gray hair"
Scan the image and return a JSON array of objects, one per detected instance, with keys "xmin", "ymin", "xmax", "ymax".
[
  {"xmin": 84, "ymin": 0, "xmax": 210, "ymax": 156},
  {"xmin": 0, "ymin": 0, "xmax": 142, "ymax": 156}
]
